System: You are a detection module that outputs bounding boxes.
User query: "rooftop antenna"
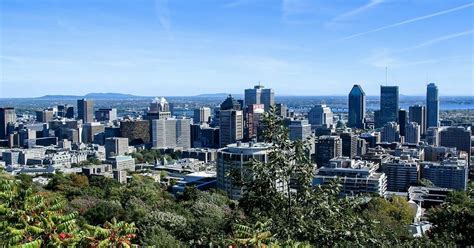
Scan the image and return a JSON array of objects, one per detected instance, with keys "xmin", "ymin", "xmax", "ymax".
[{"xmin": 385, "ymin": 67, "xmax": 388, "ymax": 86}]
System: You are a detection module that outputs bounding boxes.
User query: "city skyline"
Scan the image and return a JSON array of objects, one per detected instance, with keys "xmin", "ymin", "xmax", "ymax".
[{"xmin": 1, "ymin": 0, "xmax": 473, "ymax": 98}]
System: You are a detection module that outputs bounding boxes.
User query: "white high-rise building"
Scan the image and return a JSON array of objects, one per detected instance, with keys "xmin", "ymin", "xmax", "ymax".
[
  {"xmin": 381, "ymin": 122, "xmax": 400, "ymax": 143},
  {"xmin": 193, "ymin": 107, "xmax": 211, "ymax": 124},
  {"xmin": 308, "ymin": 104, "xmax": 333, "ymax": 129},
  {"xmin": 405, "ymin": 122, "xmax": 420, "ymax": 144},
  {"xmin": 217, "ymin": 142, "xmax": 286, "ymax": 200},
  {"xmin": 244, "ymin": 85, "xmax": 275, "ymax": 112},
  {"xmin": 152, "ymin": 118, "xmax": 191, "ymax": 149}
]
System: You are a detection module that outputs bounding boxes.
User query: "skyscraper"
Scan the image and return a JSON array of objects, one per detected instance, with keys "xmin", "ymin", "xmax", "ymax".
[
  {"xmin": 405, "ymin": 122, "xmax": 421, "ymax": 144},
  {"xmin": 378, "ymin": 86, "xmax": 399, "ymax": 128},
  {"xmin": 36, "ymin": 109, "xmax": 54, "ymax": 123},
  {"xmin": 308, "ymin": 104, "xmax": 334, "ymax": 129},
  {"xmin": 261, "ymin": 88, "xmax": 275, "ymax": 112},
  {"xmin": 275, "ymin": 103, "xmax": 288, "ymax": 118},
  {"xmin": 314, "ymin": 136, "xmax": 342, "ymax": 166},
  {"xmin": 82, "ymin": 122, "xmax": 105, "ymax": 143},
  {"xmin": 193, "ymin": 107, "xmax": 211, "ymax": 124},
  {"xmin": 77, "ymin": 99, "xmax": 94, "ymax": 123},
  {"xmin": 0, "ymin": 107, "xmax": 16, "ymax": 139},
  {"xmin": 151, "ymin": 118, "xmax": 191, "ymax": 149},
  {"xmin": 245, "ymin": 104, "xmax": 264, "ymax": 141},
  {"xmin": 398, "ymin": 109, "xmax": 408, "ymax": 137},
  {"xmin": 216, "ymin": 142, "xmax": 283, "ymax": 200},
  {"xmin": 409, "ymin": 105, "xmax": 426, "ymax": 136},
  {"xmin": 348, "ymin": 84, "xmax": 366, "ymax": 128},
  {"xmin": 95, "ymin": 108, "xmax": 117, "ymax": 122},
  {"xmin": 145, "ymin": 97, "xmax": 172, "ymax": 120},
  {"xmin": 65, "ymin": 106, "xmax": 74, "ymax": 119},
  {"xmin": 244, "ymin": 85, "xmax": 263, "ymax": 106},
  {"xmin": 244, "ymin": 85, "xmax": 274, "ymax": 111},
  {"xmin": 105, "ymin": 137, "xmax": 129, "ymax": 158},
  {"xmin": 381, "ymin": 122, "xmax": 401, "ymax": 143},
  {"xmin": 426, "ymin": 83, "xmax": 439, "ymax": 128},
  {"xmin": 288, "ymin": 119, "xmax": 312, "ymax": 141},
  {"xmin": 439, "ymin": 127, "xmax": 471, "ymax": 156},
  {"xmin": 219, "ymin": 95, "xmax": 243, "ymax": 147},
  {"xmin": 119, "ymin": 120, "xmax": 150, "ymax": 146},
  {"xmin": 340, "ymin": 132, "xmax": 357, "ymax": 159}
]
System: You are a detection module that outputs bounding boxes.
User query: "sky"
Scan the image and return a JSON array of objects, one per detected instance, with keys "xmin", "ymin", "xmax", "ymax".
[{"xmin": 0, "ymin": 0, "xmax": 473, "ymax": 98}]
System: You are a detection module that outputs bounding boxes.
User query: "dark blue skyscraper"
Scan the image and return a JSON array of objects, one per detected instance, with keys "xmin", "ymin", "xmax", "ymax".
[
  {"xmin": 348, "ymin": 84, "xmax": 366, "ymax": 128},
  {"xmin": 398, "ymin": 109, "xmax": 408, "ymax": 137},
  {"xmin": 426, "ymin": 83, "xmax": 439, "ymax": 128},
  {"xmin": 378, "ymin": 86, "xmax": 399, "ymax": 128}
]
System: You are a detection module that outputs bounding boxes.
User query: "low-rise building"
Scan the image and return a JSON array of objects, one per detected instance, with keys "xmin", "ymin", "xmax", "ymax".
[
  {"xmin": 181, "ymin": 148, "xmax": 217, "ymax": 163},
  {"xmin": 108, "ymin": 155, "xmax": 135, "ymax": 171},
  {"xmin": 313, "ymin": 157, "xmax": 387, "ymax": 197},
  {"xmin": 421, "ymin": 158, "xmax": 468, "ymax": 191},
  {"xmin": 383, "ymin": 157, "xmax": 420, "ymax": 192}
]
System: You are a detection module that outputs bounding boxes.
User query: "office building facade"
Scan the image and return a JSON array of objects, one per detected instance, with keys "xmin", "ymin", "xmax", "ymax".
[
  {"xmin": 244, "ymin": 85, "xmax": 274, "ymax": 111},
  {"xmin": 313, "ymin": 158, "xmax": 387, "ymax": 196},
  {"xmin": 439, "ymin": 127, "xmax": 471, "ymax": 162},
  {"xmin": 0, "ymin": 107, "xmax": 16, "ymax": 139},
  {"xmin": 193, "ymin": 107, "xmax": 211, "ymax": 124},
  {"xmin": 308, "ymin": 104, "xmax": 334, "ymax": 128},
  {"xmin": 105, "ymin": 137, "xmax": 129, "ymax": 158},
  {"xmin": 119, "ymin": 120, "xmax": 150, "ymax": 145},
  {"xmin": 348, "ymin": 84, "xmax": 366, "ymax": 128},
  {"xmin": 95, "ymin": 108, "xmax": 117, "ymax": 122},
  {"xmin": 314, "ymin": 135, "xmax": 342, "ymax": 166},
  {"xmin": 426, "ymin": 83, "xmax": 439, "ymax": 128},
  {"xmin": 219, "ymin": 95, "xmax": 243, "ymax": 147},
  {"xmin": 77, "ymin": 99, "xmax": 94, "ymax": 123},
  {"xmin": 421, "ymin": 158, "xmax": 468, "ymax": 191},
  {"xmin": 409, "ymin": 105, "xmax": 426, "ymax": 136},
  {"xmin": 398, "ymin": 109, "xmax": 408, "ymax": 137},
  {"xmin": 383, "ymin": 158, "xmax": 420, "ymax": 192},
  {"xmin": 152, "ymin": 118, "xmax": 191, "ymax": 149},
  {"xmin": 217, "ymin": 142, "xmax": 285, "ymax": 200},
  {"xmin": 381, "ymin": 122, "xmax": 401, "ymax": 143},
  {"xmin": 378, "ymin": 86, "xmax": 399, "ymax": 127}
]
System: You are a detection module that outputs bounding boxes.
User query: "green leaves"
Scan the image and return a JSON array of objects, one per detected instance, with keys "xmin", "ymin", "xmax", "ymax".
[{"xmin": 0, "ymin": 173, "xmax": 138, "ymax": 247}]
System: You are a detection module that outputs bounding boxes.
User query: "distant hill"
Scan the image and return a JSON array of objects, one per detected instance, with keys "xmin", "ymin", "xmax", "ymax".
[
  {"xmin": 36, "ymin": 93, "xmax": 150, "ymax": 100},
  {"xmin": 37, "ymin": 95, "xmax": 82, "ymax": 100},
  {"xmin": 194, "ymin": 93, "xmax": 243, "ymax": 98},
  {"xmin": 83, "ymin": 93, "xmax": 149, "ymax": 99}
]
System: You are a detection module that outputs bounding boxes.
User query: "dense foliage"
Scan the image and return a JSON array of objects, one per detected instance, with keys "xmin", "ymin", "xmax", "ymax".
[{"xmin": 1, "ymin": 108, "xmax": 472, "ymax": 247}]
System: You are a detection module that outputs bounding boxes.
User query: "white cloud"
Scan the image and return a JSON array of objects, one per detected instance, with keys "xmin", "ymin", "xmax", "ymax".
[
  {"xmin": 340, "ymin": 2, "xmax": 474, "ymax": 40},
  {"xmin": 222, "ymin": 0, "xmax": 254, "ymax": 8},
  {"xmin": 331, "ymin": 0, "xmax": 384, "ymax": 23},
  {"xmin": 281, "ymin": 0, "xmax": 320, "ymax": 24},
  {"xmin": 363, "ymin": 50, "xmax": 472, "ymax": 68},
  {"xmin": 401, "ymin": 29, "xmax": 474, "ymax": 51},
  {"xmin": 154, "ymin": 0, "xmax": 173, "ymax": 40}
]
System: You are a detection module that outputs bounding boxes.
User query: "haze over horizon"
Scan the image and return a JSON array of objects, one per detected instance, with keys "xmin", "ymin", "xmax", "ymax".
[{"xmin": 1, "ymin": 0, "xmax": 473, "ymax": 98}]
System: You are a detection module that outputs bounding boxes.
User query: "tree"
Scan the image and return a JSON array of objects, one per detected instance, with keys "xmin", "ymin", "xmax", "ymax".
[
  {"xmin": 417, "ymin": 178, "xmax": 435, "ymax": 187},
  {"xmin": 83, "ymin": 217, "xmax": 137, "ymax": 247},
  {"xmin": 230, "ymin": 220, "xmax": 276, "ymax": 247},
  {"xmin": 428, "ymin": 189, "xmax": 474, "ymax": 246},
  {"xmin": 0, "ymin": 176, "xmax": 82, "ymax": 247},
  {"xmin": 238, "ymin": 106, "xmax": 315, "ymax": 239},
  {"xmin": 84, "ymin": 200, "xmax": 125, "ymax": 225}
]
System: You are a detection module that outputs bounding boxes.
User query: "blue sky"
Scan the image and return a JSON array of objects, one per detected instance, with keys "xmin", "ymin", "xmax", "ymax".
[{"xmin": 0, "ymin": 0, "xmax": 473, "ymax": 97}]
